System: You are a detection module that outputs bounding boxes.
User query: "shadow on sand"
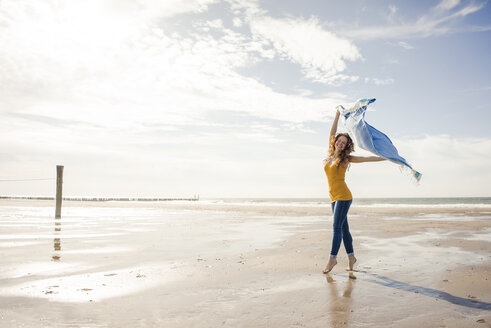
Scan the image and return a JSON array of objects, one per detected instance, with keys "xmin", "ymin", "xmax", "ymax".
[{"xmin": 341, "ymin": 271, "xmax": 491, "ymax": 311}]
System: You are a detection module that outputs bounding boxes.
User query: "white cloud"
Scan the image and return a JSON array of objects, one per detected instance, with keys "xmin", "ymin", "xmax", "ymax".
[
  {"xmin": 205, "ymin": 18, "xmax": 224, "ymax": 29},
  {"xmin": 3, "ymin": 131, "xmax": 490, "ymax": 198},
  {"xmin": 0, "ymin": 0, "xmax": 352, "ymax": 200},
  {"xmin": 232, "ymin": 17, "xmax": 243, "ymax": 27},
  {"xmin": 417, "ymin": 2, "xmax": 484, "ymax": 27},
  {"xmin": 398, "ymin": 41, "xmax": 414, "ymax": 50},
  {"xmin": 340, "ymin": 1, "xmax": 486, "ymax": 40},
  {"xmin": 387, "ymin": 5, "xmax": 399, "ymax": 23},
  {"xmin": 435, "ymin": 0, "xmax": 461, "ymax": 11},
  {"xmin": 2, "ymin": 1, "xmax": 487, "ymax": 198},
  {"xmin": 226, "ymin": 0, "xmax": 265, "ymax": 17},
  {"xmin": 364, "ymin": 78, "xmax": 395, "ymax": 85},
  {"xmin": 108, "ymin": 0, "xmax": 220, "ymax": 19},
  {"xmin": 249, "ymin": 16, "xmax": 362, "ymax": 84},
  {"xmin": 347, "ymin": 135, "xmax": 491, "ymax": 197},
  {"xmin": 0, "ymin": 1, "xmax": 345, "ymax": 131},
  {"xmin": 373, "ymin": 78, "xmax": 395, "ymax": 85}
]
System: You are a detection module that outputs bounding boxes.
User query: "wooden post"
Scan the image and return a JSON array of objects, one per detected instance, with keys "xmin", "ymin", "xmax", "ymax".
[{"xmin": 55, "ymin": 165, "xmax": 64, "ymax": 218}]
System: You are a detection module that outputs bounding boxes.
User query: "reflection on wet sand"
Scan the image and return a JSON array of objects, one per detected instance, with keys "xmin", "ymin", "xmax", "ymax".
[
  {"xmin": 52, "ymin": 219, "xmax": 61, "ymax": 261},
  {"xmin": 325, "ymin": 272, "xmax": 356, "ymax": 326}
]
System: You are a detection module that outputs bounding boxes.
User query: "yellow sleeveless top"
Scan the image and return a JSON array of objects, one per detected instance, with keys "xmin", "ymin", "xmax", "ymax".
[{"xmin": 324, "ymin": 162, "xmax": 352, "ymax": 202}]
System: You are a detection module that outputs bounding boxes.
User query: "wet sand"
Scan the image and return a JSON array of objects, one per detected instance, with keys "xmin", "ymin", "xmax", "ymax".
[{"xmin": 0, "ymin": 199, "xmax": 490, "ymax": 327}]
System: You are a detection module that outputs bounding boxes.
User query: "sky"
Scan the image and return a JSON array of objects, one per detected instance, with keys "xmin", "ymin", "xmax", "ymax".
[{"xmin": 1, "ymin": 0, "xmax": 490, "ymax": 198}]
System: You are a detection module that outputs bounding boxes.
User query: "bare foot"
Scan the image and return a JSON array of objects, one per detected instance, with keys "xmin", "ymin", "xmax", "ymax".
[
  {"xmin": 346, "ymin": 255, "xmax": 357, "ymax": 271},
  {"xmin": 323, "ymin": 257, "xmax": 337, "ymax": 274}
]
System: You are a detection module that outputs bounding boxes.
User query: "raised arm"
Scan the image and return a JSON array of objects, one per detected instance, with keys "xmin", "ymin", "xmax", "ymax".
[
  {"xmin": 330, "ymin": 110, "xmax": 341, "ymax": 138},
  {"xmin": 349, "ymin": 155, "xmax": 386, "ymax": 163}
]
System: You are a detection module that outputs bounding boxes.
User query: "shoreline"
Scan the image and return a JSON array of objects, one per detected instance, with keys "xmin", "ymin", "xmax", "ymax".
[{"xmin": 2, "ymin": 198, "xmax": 491, "ymax": 216}]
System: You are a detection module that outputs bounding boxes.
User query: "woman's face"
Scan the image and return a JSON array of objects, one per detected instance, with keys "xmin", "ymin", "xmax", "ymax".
[{"xmin": 335, "ymin": 135, "xmax": 348, "ymax": 151}]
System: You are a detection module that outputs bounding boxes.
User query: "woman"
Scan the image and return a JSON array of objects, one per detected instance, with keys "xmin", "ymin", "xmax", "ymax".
[{"xmin": 323, "ymin": 109, "xmax": 386, "ymax": 274}]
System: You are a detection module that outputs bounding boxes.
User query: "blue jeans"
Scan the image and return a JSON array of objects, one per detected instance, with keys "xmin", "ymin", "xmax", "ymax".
[{"xmin": 330, "ymin": 200, "xmax": 354, "ymax": 258}]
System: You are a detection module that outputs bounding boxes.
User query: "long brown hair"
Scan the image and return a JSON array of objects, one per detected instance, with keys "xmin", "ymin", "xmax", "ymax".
[{"xmin": 325, "ymin": 133, "xmax": 354, "ymax": 168}]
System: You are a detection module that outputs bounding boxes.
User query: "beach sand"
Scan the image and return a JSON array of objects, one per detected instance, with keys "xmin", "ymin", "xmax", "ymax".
[{"xmin": 0, "ymin": 199, "xmax": 490, "ymax": 327}]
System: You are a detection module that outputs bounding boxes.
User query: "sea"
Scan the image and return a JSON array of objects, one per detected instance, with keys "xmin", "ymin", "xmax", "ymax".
[
  {"xmin": 2, "ymin": 196, "xmax": 491, "ymax": 208},
  {"xmin": 201, "ymin": 197, "xmax": 491, "ymax": 208}
]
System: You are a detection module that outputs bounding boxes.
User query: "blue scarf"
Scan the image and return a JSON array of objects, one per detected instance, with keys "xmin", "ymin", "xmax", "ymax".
[{"xmin": 338, "ymin": 98, "xmax": 422, "ymax": 182}]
